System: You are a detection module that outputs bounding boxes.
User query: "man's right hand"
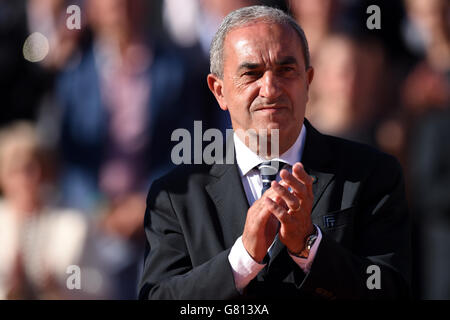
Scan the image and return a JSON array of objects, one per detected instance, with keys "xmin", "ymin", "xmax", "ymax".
[{"xmin": 242, "ymin": 188, "xmax": 287, "ymax": 263}]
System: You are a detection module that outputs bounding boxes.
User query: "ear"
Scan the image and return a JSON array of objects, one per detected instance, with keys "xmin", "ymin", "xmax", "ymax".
[
  {"xmin": 306, "ymin": 66, "xmax": 314, "ymax": 89},
  {"xmin": 305, "ymin": 67, "xmax": 314, "ymax": 104},
  {"xmin": 207, "ymin": 74, "xmax": 228, "ymax": 111}
]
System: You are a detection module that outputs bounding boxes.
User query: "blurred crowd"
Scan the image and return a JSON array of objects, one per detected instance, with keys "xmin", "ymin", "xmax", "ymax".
[{"xmin": 0, "ymin": 0, "xmax": 448, "ymax": 299}]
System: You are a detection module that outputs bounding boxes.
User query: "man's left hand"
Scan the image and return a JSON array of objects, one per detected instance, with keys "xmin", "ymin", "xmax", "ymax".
[{"xmin": 267, "ymin": 162, "xmax": 314, "ymax": 254}]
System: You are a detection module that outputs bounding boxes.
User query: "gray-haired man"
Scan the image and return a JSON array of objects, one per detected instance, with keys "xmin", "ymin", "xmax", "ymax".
[{"xmin": 139, "ymin": 5, "xmax": 411, "ymax": 300}]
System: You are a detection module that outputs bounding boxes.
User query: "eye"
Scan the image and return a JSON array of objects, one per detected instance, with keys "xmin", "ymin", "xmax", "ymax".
[
  {"xmin": 280, "ymin": 66, "xmax": 295, "ymax": 73},
  {"xmin": 277, "ymin": 66, "xmax": 298, "ymax": 78},
  {"xmin": 242, "ymin": 70, "xmax": 263, "ymax": 78}
]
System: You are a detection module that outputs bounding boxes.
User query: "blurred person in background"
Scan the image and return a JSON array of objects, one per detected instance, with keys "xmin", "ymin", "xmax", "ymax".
[
  {"xmin": 291, "ymin": 0, "xmax": 412, "ymax": 152},
  {"xmin": 52, "ymin": 0, "xmax": 227, "ymax": 298},
  {"xmin": 54, "ymin": 0, "xmax": 220, "ymax": 212},
  {"xmin": 400, "ymin": 0, "xmax": 449, "ymax": 124},
  {"xmin": 305, "ymin": 32, "xmax": 386, "ymax": 145},
  {"xmin": 401, "ymin": 0, "xmax": 450, "ymax": 299},
  {"xmin": 0, "ymin": 122, "xmax": 88, "ymax": 299},
  {"xmin": 388, "ymin": 0, "xmax": 450, "ymax": 160},
  {"xmin": 0, "ymin": 122, "xmax": 137, "ymax": 299},
  {"xmin": 55, "ymin": 0, "xmax": 155, "ymax": 213},
  {"xmin": 288, "ymin": 0, "xmax": 340, "ymax": 60},
  {"xmin": 51, "ymin": 0, "xmax": 156, "ymax": 299},
  {"xmin": 408, "ymin": 105, "xmax": 450, "ymax": 300},
  {"xmin": 403, "ymin": 0, "xmax": 450, "ymax": 74}
]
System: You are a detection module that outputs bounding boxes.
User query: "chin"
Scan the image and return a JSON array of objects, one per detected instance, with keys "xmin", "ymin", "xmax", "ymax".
[
  {"xmin": 265, "ymin": 120, "xmax": 282, "ymax": 128},
  {"xmin": 265, "ymin": 119, "xmax": 293, "ymax": 131}
]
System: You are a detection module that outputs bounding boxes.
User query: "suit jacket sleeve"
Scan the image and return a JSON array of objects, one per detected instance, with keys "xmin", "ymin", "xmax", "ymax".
[
  {"xmin": 298, "ymin": 155, "xmax": 412, "ymax": 299},
  {"xmin": 138, "ymin": 179, "xmax": 240, "ymax": 300}
]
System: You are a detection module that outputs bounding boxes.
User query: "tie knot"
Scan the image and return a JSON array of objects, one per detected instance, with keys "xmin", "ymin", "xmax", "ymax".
[
  {"xmin": 258, "ymin": 161, "xmax": 282, "ymax": 177},
  {"xmin": 258, "ymin": 161, "xmax": 284, "ymax": 195}
]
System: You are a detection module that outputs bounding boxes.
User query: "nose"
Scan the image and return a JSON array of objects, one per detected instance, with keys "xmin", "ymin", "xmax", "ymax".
[{"xmin": 259, "ymin": 71, "xmax": 282, "ymax": 100}]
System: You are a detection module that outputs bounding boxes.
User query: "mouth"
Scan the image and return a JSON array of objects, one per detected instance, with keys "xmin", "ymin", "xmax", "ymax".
[{"xmin": 254, "ymin": 105, "xmax": 287, "ymax": 113}]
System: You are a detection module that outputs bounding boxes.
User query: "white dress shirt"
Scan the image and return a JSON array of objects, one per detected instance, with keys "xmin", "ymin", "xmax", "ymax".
[{"xmin": 228, "ymin": 124, "xmax": 323, "ymax": 292}]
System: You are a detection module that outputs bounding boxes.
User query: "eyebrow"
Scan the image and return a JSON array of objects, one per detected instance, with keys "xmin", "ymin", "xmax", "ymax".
[
  {"xmin": 237, "ymin": 62, "xmax": 261, "ymax": 72},
  {"xmin": 237, "ymin": 56, "xmax": 299, "ymax": 72},
  {"xmin": 276, "ymin": 56, "xmax": 298, "ymax": 66}
]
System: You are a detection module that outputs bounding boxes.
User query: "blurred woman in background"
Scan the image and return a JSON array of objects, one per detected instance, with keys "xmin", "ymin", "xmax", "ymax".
[{"xmin": 0, "ymin": 122, "xmax": 88, "ymax": 299}]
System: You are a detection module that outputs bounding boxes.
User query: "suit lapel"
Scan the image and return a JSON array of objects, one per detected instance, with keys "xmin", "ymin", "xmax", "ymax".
[
  {"xmin": 205, "ymin": 138, "xmax": 250, "ymax": 248},
  {"xmin": 302, "ymin": 119, "xmax": 335, "ymax": 214}
]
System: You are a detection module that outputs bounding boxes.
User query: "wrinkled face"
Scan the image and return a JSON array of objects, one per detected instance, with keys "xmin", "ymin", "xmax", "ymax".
[{"xmin": 208, "ymin": 21, "xmax": 314, "ymax": 153}]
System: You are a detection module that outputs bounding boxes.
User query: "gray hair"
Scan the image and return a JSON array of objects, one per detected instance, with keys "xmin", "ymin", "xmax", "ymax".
[{"xmin": 210, "ymin": 5, "xmax": 310, "ymax": 78}]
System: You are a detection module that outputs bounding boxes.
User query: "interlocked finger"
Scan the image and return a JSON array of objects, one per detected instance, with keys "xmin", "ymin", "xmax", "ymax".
[{"xmin": 271, "ymin": 180, "xmax": 300, "ymax": 212}]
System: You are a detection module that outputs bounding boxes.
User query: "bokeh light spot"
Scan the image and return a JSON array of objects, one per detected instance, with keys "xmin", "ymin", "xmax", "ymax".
[{"xmin": 23, "ymin": 32, "xmax": 50, "ymax": 63}]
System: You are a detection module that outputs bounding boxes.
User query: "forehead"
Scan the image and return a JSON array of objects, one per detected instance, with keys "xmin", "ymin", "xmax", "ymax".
[{"xmin": 223, "ymin": 21, "xmax": 305, "ymax": 68}]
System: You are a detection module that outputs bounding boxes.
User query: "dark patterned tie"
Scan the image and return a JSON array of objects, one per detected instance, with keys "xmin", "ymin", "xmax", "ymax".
[
  {"xmin": 257, "ymin": 161, "xmax": 284, "ymax": 275},
  {"xmin": 258, "ymin": 161, "xmax": 283, "ymax": 196}
]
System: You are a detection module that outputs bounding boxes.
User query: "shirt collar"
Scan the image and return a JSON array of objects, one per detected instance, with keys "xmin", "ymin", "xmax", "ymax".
[{"xmin": 234, "ymin": 124, "xmax": 307, "ymax": 176}]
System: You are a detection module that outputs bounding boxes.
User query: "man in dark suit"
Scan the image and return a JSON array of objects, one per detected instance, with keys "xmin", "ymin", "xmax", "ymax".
[{"xmin": 138, "ymin": 5, "xmax": 411, "ymax": 299}]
